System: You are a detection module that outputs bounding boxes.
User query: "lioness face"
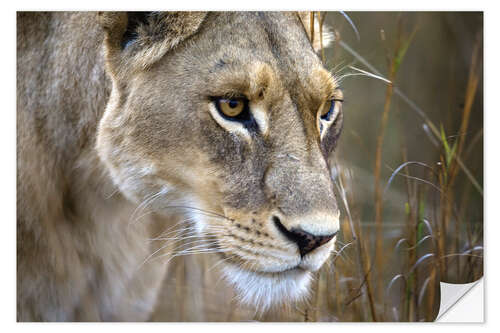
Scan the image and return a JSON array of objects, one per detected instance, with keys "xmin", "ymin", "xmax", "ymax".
[{"xmin": 97, "ymin": 12, "xmax": 343, "ymax": 309}]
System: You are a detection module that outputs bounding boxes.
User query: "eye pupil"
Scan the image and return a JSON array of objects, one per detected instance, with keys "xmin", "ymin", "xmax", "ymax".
[{"xmin": 228, "ymin": 100, "xmax": 239, "ymax": 108}]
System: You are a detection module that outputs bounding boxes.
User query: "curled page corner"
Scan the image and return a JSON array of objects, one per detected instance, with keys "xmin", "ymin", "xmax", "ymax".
[{"xmin": 436, "ymin": 278, "xmax": 483, "ymax": 322}]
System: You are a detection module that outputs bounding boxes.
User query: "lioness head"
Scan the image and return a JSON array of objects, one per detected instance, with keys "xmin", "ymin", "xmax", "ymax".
[{"xmin": 96, "ymin": 12, "xmax": 343, "ymax": 309}]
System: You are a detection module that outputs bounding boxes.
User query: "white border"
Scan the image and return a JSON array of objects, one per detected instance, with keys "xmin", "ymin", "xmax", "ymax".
[{"xmin": 4, "ymin": 1, "xmax": 498, "ymax": 330}]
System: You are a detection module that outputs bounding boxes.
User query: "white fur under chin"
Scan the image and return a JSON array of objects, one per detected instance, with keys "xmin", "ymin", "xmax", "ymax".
[{"xmin": 222, "ymin": 264, "xmax": 312, "ymax": 311}]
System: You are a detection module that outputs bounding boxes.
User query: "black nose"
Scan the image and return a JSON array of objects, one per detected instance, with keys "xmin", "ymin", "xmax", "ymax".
[{"xmin": 273, "ymin": 216, "xmax": 337, "ymax": 257}]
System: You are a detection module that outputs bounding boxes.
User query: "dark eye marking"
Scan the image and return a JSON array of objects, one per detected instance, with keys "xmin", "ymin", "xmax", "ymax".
[{"xmin": 320, "ymin": 98, "xmax": 344, "ymax": 122}]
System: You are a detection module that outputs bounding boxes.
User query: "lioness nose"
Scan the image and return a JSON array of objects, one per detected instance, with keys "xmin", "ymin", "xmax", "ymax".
[{"xmin": 273, "ymin": 216, "xmax": 337, "ymax": 257}]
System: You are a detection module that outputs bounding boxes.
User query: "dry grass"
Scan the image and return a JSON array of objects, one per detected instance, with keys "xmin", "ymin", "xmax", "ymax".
[{"xmin": 306, "ymin": 11, "xmax": 482, "ymax": 322}]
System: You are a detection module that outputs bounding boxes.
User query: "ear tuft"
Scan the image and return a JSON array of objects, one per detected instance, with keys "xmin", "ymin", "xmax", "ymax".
[
  {"xmin": 98, "ymin": 11, "xmax": 207, "ymax": 76},
  {"xmin": 130, "ymin": 12, "xmax": 207, "ymax": 51},
  {"xmin": 297, "ymin": 12, "xmax": 334, "ymax": 53},
  {"xmin": 121, "ymin": 12, "xmax": 151, "ymax": 49}
]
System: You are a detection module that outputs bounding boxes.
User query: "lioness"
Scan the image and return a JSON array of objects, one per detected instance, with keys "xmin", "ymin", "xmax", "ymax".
[{"xmin": 17, "ymin": 12, "xmax": 343, "ymax": 321}]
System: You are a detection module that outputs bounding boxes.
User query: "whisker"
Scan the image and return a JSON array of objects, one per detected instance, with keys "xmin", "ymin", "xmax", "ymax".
[
  {"xmin": 160, "ymin": 249, "xmax": 226, "ymax": 265},
  {"xmin": 148, "ymin": 230, "xmax": 223, "ymax": 242},
  {"xmin": 128, "ymin": 187, "xmax": 169, "ymax": 227},
  {"xmin": 148, "ymin": 226, "xmax": 198, "ymax": 240},
  {"xmin": 339, "ymin": 11, "xmax": 360, "ymax": 41},
  {"xmin": 151, "ymin": 217, "xmax": 200, "ymax": 239},
  {"xmin": 158, "ymin": 205, "xmax": 232, "ymax": 221},
  {"xmin": 150, "ymin": 221, "xmax": 225, "ymax": 241},
  {"xmin": 104, "ymin": 187, "xmax": 120, "ymax": 200},
  {"xmin": 332, "ymin": 241, "xmax": 354, "ymax": 264},
  {"xmin": 141, "ymin": 239, "xmax": 221, "ymax": 267},
  {"xmin": 207, "ymin": 255, "xmax": 236, "ymax": 273},
  {"xmin": 337, "ymin": 68, "xmax": 392, "ymax": 85}
]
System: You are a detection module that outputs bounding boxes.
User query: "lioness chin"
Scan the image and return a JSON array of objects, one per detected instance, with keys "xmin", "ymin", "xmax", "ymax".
[{"xmin": 17, "ymin": 11, "xmax": 343, "ymax": 321}]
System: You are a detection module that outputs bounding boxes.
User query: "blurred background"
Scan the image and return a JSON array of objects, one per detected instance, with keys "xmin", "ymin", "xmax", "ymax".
[{"xmin": 152, "ymin": 12, "xmax": 483, "ymax": 322}]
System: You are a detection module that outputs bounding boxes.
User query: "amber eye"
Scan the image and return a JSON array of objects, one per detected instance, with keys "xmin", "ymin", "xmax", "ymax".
[
  {"xmin": 215, "ymin": 98, "xmax": 246, "ymax": 118},
  {"xmin": 320, "ymin": 98, "xmax": 343, "ymax": 122}
]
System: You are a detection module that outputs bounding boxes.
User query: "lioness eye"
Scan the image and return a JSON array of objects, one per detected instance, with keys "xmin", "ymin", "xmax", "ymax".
[
  {"xmin": 320, "ymin": 98, "xmax": 343, "ymax": 122},
  {"xmin": 215, "ymin": 98, "xmax": 247, "ymax": 118}
]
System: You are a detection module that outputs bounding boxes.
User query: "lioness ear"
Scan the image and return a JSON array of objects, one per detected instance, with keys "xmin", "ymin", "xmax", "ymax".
[
  {"xmin": 97, "ymin": 11, "xmax": 206, "ymax": 75},
  {"xmin": 297, "ymin": 12, "xmax": 334, "ymax": 53}
]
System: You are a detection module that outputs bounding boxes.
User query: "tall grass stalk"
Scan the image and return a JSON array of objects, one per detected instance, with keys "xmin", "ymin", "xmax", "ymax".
[
  {"xmin": 337, "ymin": 40, "xmax": 483, "ymax": 197},
  {"xmin": 374, "ymin": 16, "xmax": 418, "ymax": 301}
]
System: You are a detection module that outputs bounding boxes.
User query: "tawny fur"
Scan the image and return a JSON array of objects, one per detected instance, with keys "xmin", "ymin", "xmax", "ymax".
[{"xmin": 17, "ymin": 12, "xmax": 342, "ymax": 321}]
